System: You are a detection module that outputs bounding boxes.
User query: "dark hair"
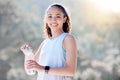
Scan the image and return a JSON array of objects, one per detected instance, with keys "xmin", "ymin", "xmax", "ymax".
[{"xmin": 44, "ymin": 3, "xmax": 71, "ymax": 38}]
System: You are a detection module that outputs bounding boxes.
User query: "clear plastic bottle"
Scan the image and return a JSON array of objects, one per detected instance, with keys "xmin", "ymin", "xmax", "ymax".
[{"xmin": 24, "ymin": 47, "xmax": 36, "ymax": 75}]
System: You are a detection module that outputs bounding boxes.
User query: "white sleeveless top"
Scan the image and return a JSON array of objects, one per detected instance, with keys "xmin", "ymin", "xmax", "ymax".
[{"xmin": 37, "ymin": 33, "xmax": 71, "ymax": 80}]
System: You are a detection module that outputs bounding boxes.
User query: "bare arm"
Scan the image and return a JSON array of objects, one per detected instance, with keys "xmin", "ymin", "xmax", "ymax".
[
  {"xmin": 34, "ymin": 41, "xmax": 45, "ymax": 62},
  {"xmin": 46, "ymin": 35, "xmax": 77, "ymax": 76}
]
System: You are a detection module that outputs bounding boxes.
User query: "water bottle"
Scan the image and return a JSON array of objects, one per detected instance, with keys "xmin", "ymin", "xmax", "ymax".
[{"xmin": 24, "ymin": 47, "xmax": 36, "ymax": 75}]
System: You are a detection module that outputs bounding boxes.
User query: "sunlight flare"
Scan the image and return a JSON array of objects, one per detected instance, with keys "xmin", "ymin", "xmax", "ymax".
[{"xmin": 90, "ymin": 0, "xmax": 120, "ymax": 13}]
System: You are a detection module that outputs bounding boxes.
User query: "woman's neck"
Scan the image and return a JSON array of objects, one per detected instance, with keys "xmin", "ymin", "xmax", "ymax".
[{"xmin": 51, "ymin": 31, "xmax": 64, "ymax": 39}]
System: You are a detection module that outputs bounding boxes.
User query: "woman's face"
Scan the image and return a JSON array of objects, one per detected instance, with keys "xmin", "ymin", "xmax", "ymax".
[{"xmin": 45, "ymin": 6, "xmax": 66, "ymax": 32}]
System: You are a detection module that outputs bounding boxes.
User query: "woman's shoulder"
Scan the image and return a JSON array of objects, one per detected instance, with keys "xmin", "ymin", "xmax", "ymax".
[
  {"xmin": 63, "ymin": 33, "xmax": 76, "ymax": 44},
  {"xmin": 65, "ymin": 33, "xmax": 76, "ymax": 40},
  {"xmin": 63, "ymin": 33, "xmax": 76, "ymax": 51}
]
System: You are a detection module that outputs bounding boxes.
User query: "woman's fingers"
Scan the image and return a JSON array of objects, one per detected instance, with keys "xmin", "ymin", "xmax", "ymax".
[
  {"xmin": 20, "ymin": 44, "xmax": 27, "ymax": 51},
  {"xmin": 26, "ymin": 60, "xmax": 43, "ymax": 71},
  {"xmin": 20, "ymin": 44, "xmax": 33, "ymax": 55},
  {"xmin": 26, "ymin": 60, "xmax": 37, "ymax": 69}
]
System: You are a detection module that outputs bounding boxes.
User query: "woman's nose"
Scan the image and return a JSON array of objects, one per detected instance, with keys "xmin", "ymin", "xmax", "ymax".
[{"xmin": 51, "ymin": 17, "xmax": 56, "ymax": 22}]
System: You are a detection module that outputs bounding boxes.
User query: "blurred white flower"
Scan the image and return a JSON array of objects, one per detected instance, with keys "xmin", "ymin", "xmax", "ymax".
[{"xmin": 81, "ymin": 68, "xmax": 101, "ymax": 80}]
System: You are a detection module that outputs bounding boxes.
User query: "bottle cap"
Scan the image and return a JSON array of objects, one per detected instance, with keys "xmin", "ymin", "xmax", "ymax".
[{"xmin": 27, "ymin": 47, "xmax": 30, "ymax": 52}]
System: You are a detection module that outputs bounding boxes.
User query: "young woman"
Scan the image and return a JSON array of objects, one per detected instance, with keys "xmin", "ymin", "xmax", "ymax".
[{"xmin": 21, "ymin": 3, "xmax": 77, "ymax": 80}]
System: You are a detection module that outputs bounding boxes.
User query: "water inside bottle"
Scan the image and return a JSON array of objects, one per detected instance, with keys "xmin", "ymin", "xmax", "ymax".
[
  {"xmin": 25, "ymin": 47, "xmax": 36, "ymax": 75},
  {"xmin": 26, "ymin": 69, "xmax": 36, "ymax": 75}
]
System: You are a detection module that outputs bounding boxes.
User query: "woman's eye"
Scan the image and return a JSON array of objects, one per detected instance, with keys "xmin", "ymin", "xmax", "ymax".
[
  {"xmin": 48, "ymin": 16, "xmax": 52, "ymax": 18},
  {"xmin": 57, "ymin": 16, "xmax": 61, "ymax": 18},
  {"xmin": 47, "ymin": 15, "xmax": 61, "ymax": 19}
]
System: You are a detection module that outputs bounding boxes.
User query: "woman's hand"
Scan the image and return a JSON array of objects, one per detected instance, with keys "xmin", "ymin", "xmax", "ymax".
[
  {"xmin": 26, "ymin": 60, "xmax": 44, "ymax": 72},
  {"xmin": 20, "ymin": 44, "xmax": 33, "ymax": 56}
]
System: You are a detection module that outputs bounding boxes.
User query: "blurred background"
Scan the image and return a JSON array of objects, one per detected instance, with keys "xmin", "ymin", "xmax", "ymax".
[{"xmin": 0, "ymin": 0, "xmax": 120, "ymax": 80}]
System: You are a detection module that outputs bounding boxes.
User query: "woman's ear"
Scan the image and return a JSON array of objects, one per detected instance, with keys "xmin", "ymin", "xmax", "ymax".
[{"xmin": 63, "ymin": 17, "xmax": 67, "ymax": 23}]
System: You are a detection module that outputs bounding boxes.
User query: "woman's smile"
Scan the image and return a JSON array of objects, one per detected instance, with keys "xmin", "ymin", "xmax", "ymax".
[{"xmin": 51, "ymin": 23, "xmax": 58, "ymax": 27}]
